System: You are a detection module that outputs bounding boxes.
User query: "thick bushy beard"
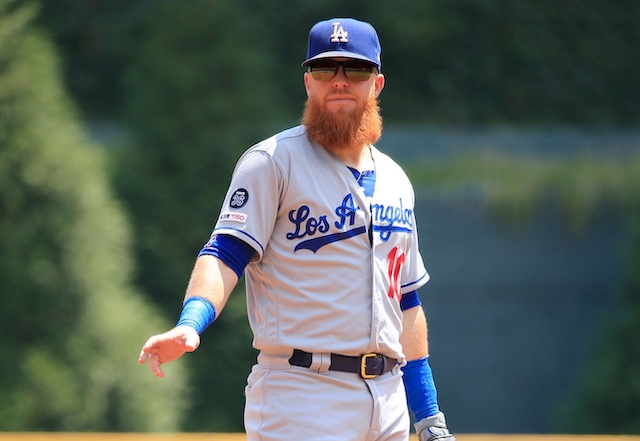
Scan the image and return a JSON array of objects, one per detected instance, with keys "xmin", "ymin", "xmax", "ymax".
[{"xmin": 302, "ymin": 94, "xmax": 383, "ymax": 151}]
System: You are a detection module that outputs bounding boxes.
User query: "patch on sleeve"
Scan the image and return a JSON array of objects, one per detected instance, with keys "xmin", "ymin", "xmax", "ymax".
[
  {"xmin": 219, "ymin": 212, "xmax": 248, "ymax": 223},
  {"xmin": 229, "ymin": 188, "xmax": 249, "ymax": 208}
]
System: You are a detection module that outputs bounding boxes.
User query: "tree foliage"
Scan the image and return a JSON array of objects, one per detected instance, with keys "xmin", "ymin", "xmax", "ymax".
[
  {"xmin": 371, "ymin": 0, "xmax": 640, "ymax": 125},
  {"xmin": 33, "ymin": 0, "xmax": 640, "ymax": 125},
  {"xmin": 0, "ymin": 0, "xmax": 186, "ymax": 431}
]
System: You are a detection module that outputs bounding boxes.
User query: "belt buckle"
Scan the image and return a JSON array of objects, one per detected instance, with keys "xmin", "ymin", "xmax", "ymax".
[{"xmin": 360, "ymin": 353, "xmax": 379, "ymax": 379}]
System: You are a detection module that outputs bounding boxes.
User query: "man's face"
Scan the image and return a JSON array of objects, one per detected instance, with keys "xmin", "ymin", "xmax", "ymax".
[
  {"xmin": 303, "ymin": 57, "xmax": 385, "ymax": 116},
  {"xmin": 301, "ymin": 58, "xmax": 385, "ymax": 150}
]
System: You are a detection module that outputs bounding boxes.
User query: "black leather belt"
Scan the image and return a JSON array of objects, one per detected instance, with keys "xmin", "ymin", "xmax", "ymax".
[{"xmin": 289, "ymin": 349, "xmax": 398, "ymax": 379}]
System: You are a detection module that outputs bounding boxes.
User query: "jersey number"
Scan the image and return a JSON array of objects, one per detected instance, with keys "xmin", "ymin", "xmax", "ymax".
[{"xmin": 387, "ymin": 246, "xmax": 405, "ymax": 302}]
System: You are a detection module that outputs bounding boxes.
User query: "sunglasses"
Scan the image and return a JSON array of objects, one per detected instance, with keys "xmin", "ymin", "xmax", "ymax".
[{"xmin": 307, "ymin": 60, "xmax": 377, "ymax": 82}]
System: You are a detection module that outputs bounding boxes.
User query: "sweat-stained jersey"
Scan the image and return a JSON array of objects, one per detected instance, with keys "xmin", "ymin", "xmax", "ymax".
[{"xmin": 211, "ymin": 125, "xmax": 429, "ymax": 360}]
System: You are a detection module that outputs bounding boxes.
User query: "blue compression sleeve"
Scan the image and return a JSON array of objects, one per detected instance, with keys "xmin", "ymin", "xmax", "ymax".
[
  {"xmin": 400, "ymin": 290, "xmax": 421, "ymax": 311},
  {"xmin": 176, "ymin": 296, "xmax": 217, "ymax": 335},
  {"xmin": 198, "ymin": 234, "xmax": 255, "ymax": 279},
  {"xmin": 401, "ymin": 356, "xmax": 440, "ymax": 421}
]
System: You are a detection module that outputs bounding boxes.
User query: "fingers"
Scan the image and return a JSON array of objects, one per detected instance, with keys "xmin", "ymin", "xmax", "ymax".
[
  {"xmin": 138, "ymin": 337, "xmax": 165, "ymax": 378},
  {"xmin": 148, "ymin": 353, "xmax": 165, "ymax": 378},
  {"xmin": 138, "ymin": 334, "xmax": 163, "ymax": 378},
  {"xmin": 138, "ymin": 334, "xmax": 159, "ymax": 364},
  {"xmin": 138, "ymin": 327, "xmax": 200, "ymax": 377}
]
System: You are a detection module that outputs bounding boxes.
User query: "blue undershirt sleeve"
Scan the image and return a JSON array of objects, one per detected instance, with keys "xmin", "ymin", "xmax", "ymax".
[
  {"xmin": 198, "ymin": 234, "xmax": 256, "ymax": 279},
  {"xmin": 400, "ymin": 290, "xmax": 421, "ymax": 311}
]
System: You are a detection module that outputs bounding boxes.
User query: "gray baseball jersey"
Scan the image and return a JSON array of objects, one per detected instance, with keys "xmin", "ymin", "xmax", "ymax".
[{"xmin": 212, "ymin": 125, "xmax": 429, "ymax": 361}]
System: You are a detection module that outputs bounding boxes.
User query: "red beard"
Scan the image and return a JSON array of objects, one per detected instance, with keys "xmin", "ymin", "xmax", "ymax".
[{"xmin": 302, "ymin": 94, "xmax": 383, "ymax": 151}]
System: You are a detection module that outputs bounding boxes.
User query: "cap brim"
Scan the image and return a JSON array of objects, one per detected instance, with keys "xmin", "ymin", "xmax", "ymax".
[{"xmin": 301, "ymin": 51, "xmax": 379, "ymax": 67}]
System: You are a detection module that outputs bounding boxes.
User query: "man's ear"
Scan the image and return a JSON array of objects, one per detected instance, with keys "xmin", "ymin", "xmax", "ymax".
[
  {"xmin": 373, "ymin": 73, "xmax": 385, "ymax": 98},
  {"xmin": 304, "ymin": 72, "xmax": 311, "ymax": 97}
]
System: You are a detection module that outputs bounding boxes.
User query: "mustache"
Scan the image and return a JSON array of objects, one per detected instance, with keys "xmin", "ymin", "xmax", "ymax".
[
  {"xmin": 325, "ymin": 91, "xmax": 356, "ymax": 100},
  {"xmin": 325, "ymin": 90, "xmax": 357, "ymax": 98}
]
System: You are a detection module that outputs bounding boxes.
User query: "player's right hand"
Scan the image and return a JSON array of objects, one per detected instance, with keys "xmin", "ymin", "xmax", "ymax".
[{"xmin": 138, "ymin": 326, "xmax": 201, "ymax": 378}]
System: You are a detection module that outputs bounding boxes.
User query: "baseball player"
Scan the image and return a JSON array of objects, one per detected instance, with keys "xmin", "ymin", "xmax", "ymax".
[{"xmin": 139, "ymin": 18, "xmax": 456, "ymax": 441}]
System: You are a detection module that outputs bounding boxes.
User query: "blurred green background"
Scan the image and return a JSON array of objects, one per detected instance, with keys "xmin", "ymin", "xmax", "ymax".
[{"xmin": 0, "ymin": 0, "xmax": 638, "ymax": 434}]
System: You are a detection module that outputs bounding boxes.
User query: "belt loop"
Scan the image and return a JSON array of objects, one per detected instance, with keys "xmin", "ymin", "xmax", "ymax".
[
  {"xmin": 309, "ymin": 352, "xmax": 322, "ymax": 372},
  {"xmin": 318, "ymin": 353, "xmax": 331, "ymax": 373}
]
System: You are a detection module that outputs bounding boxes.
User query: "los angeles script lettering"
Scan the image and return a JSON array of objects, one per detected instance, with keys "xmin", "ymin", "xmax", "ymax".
[
  {"xmin": 286, "ymin": 193, "xmax": 415, "ymax": 242},
  {"xmin": 287, "ymin": 194, "xmax": 358, "ymax": 240}
]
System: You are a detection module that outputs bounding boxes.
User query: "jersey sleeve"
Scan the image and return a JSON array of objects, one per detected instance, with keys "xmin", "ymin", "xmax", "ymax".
[{"xmin": 212, "ymin": 149, "xmax": 281, "ymax": 260}]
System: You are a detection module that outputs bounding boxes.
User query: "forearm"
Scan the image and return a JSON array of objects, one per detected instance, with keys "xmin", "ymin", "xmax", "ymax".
[
  {"xmin": 400, "ymin": 304, "xmax": 441, "ymax": 422},
  {"xmin": 400, "ymin": 304, "xmax": 429, "ymax": 361},
  {"xmin": 183, "ymin": 254, "xmax": 239, "ymax": 313},
  {"xmin": 175, "ymin": 255, "xmax": 239, "ymax": 334}
]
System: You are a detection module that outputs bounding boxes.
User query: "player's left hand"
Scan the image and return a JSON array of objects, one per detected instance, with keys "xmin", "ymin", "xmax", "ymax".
[
  {"xmin": 415, "ymin": 412, "xmax": 457, "ymax": 441},
  {"xmin": 138, "ymin": 326, "xmax": 200, "ymax": 378}
]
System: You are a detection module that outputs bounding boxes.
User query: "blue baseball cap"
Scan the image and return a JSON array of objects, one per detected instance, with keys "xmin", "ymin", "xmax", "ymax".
[{"xmin": 302, "ymin": 18, "xmax": 382, "ymax": 70}]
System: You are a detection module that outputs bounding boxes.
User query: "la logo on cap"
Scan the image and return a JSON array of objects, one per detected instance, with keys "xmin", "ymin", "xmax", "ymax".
[
  {"xmin": 302, "ymin": 18, "xmax": 382, "ymax": 70},
  {"xmin": 330, "ymin": 22, "xmax": 348, "ymax": 43}
]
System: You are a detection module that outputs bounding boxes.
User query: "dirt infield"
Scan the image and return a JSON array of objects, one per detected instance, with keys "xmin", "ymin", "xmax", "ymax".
[{"xmin": 1, "ymin": 434, "xmax": 640, "ymax": 441}]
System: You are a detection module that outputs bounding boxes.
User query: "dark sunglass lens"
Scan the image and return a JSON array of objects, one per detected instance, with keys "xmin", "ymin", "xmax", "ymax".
[
  {"xmin": 343, "ymin": 62, "xmax": 374, "ymax": 82},
  {"xmin": 309, "ymin": 61, "xmax": 338, "ymax": 81},
  {"xmin": 344, "ymin": 70, "xmax": 372, "ymax": 81},
  {"xmin": 311, "ymin": 68, "xmax": 337, "ymax": 81},
  {"xmin": 308, "ymin": 60, "xmax": 375, "ymax": 82}
]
